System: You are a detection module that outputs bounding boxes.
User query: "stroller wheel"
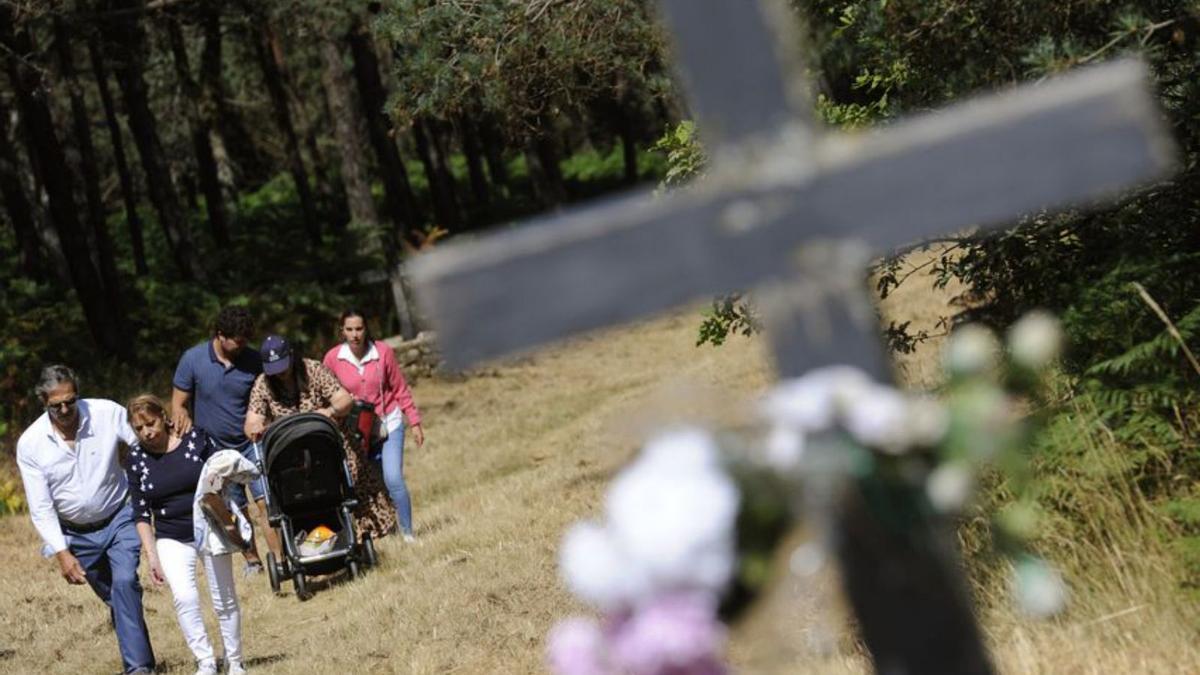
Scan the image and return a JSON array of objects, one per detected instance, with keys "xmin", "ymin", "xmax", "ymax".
[
  {"xmin": 266, "ymin": 552, "xmax": 281, "ymax": 594},
  {"xmin": 348, "ymin": 560, "xmax": 360, "ymax": 579},
  {"xmin": 363, "ymin": 534, "xmax": 378, "ymax": 568},
  {"xmin": 294, "ymin": 572, "xmax": 312, "ymax": 601}
]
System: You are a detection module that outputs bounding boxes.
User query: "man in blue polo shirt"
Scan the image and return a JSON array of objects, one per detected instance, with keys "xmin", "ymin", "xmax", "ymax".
[{"xmin": 171, "ymin": 305, "xmax": 267, "ymax": 574}]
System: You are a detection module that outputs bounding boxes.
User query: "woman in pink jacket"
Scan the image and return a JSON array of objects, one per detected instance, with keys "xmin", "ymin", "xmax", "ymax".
[{"xmin": 323, "ymin": 309, "xmax": 424, "ymax": 541}]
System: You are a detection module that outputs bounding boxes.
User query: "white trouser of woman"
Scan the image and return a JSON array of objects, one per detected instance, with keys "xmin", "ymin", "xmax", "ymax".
[{"xmin": 155, "ymin": 537, "xmax": 242, "ymax": 666}]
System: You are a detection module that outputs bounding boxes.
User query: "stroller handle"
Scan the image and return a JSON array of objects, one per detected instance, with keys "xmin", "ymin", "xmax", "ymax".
[{"xmin": 254, "ymin": 441, "xmax": 279, "ymax": 522}]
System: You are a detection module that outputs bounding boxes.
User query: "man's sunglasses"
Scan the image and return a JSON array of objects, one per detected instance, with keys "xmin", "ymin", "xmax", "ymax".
[{"xmin": 45, "ymin": 397, "xmax": 79, "ymax": 412}]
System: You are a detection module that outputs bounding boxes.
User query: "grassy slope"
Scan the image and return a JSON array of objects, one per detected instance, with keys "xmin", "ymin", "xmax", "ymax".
[{"xmin": 0, "ymin": 250, "xmax": 1197, "ymax": 673}]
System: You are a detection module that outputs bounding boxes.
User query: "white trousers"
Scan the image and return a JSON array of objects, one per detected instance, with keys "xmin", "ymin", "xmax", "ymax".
[{"xmin": 156, "ymin": 537, "xmax": 242, "ymax": 666}]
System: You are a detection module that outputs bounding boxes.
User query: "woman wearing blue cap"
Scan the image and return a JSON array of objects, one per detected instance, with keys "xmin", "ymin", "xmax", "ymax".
[{"xmin": 244, "ymin": 335, "xmax": 398, "ymax": 559}]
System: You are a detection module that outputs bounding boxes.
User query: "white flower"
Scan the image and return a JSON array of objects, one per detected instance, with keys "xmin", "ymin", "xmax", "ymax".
[
  {"xmin": 926, "ymin": 462, "xmax": 974, "ymax": 513},
  {"xmin": 840, "ymin": 384, "xmax": 911, "ymax": 454},
  {"xmin": 762, "ymin": 366, "xmax": 872, "ymax": 432},
  {"xmin": 638, "ymin": 428, "xmax": 721, "ymax": 474},
  {"xmin": 764, "ymin": 425, "xmax": 805, "ymax": 470},
  {"xmin": 560, "ymin": 522, "xmax": 648, "ymax": 610},
  {"xmin": 606, "ymin": 448, "xmax": 739, "ymax": 594},
  {"xmin": 1008, "ymin": 311, "xmax": 1063, "ymax": 369},
  {"xmin": 945, "ymin": 324, "xmax": 1000, "ymax": 377},
  {"xmin": 1013, "ymin": 556, "xmax": 1068, "ymax": 618}
]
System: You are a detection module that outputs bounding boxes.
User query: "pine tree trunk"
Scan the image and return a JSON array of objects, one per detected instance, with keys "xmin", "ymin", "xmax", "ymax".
[
  {"xmin": 201, "ymin": 1, "xmax": 267, "ymax": 189},
  {"xmin": 346, "ymin": 22, "xmax": 417, "ymax": 230},
  {"xmin": 302, "ymin": 78, "xmax": 337, "ymax": 208},
  {"xmin": 389, "ymin": 265, "xmax": 417, "ymax": 340},
  {"xmin": 103, "ymin": 0, "xmax": 201, "ymax": 281},
  {"xmin": 87, "ymin": 33, "xmax": 148, "ymax": 276},
  {"xmin": 0, "ymin": 96, "xmax": 46, "ymax": 280},
  {"xmin": 617, "ymin": 105, "xmax": 639, "ymax": 185},
  {"xmin": 343, "ymin": 23, "xmax": 421, "ymax": 337},
  {"xmin": 2, "ymin": 15, "xmax": 129, "ymax": 357},
  {"xmin": 429, "ymin": 118, "xmax": 461, "ymax": 214},
  {"xmin": 524, "ymin": 128, "xmax": 566, "ymax": 208},
  {"xmin": 320, "ymin": 38, "xmax": 378, "ymax": 230},
  {"xmin": 479, "ymin": 117, "xmax": 510, "ymax": 198},
  {"xmin": 459, "ymin": 115, "xmax": 489, "ymax": 206},
  {"xmin": 413, "ymin": 118, "xmax": 460, "ymax": 228},
  {"xmin": 54, "ymin": 17, "xmax": 127, "ymax": 329},
  {"xmin": 166, "ymin": 17, "xmax": 230, "ymax": 248},
  {"xmin": 253, "ymin": 19, "xmax": 320, "ymax": 245}
]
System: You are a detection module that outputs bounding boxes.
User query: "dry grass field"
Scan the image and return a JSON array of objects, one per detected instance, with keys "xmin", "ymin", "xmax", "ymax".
[{"xmin": 1, "ymin": 247, "xmax": 1197, "ymax": 673}]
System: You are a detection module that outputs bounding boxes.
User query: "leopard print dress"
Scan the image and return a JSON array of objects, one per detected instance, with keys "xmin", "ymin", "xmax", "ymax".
[{"xmin": 248, "ymin": 358, "xmax": 397, "ymax": 541}]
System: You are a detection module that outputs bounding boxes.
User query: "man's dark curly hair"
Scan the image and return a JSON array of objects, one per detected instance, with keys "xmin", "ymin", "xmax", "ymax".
[{"xmin": 213, "ymin": 306, "xmax": 255, "ymax": 340}]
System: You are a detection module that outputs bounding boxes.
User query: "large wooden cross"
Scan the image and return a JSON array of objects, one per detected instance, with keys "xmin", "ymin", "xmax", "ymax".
[{"xmin": 410, "ymin": 1, "xmax": 1173, "ymax": 672}]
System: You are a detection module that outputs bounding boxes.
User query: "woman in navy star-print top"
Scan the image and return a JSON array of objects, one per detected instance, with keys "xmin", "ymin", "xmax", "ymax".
[
  {"xmin": 125, "ymin": 394, "xmax": 246, "ymax": 675},
  {"xmin": 127, "ymin": 419, "xmax": 216, "ymax": 543}
]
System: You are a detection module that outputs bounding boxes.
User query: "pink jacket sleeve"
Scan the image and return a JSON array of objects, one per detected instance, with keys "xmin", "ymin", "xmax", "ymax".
[{"xmin": 380, "ymin": 341, "xmax": 421, "ymax": 426}]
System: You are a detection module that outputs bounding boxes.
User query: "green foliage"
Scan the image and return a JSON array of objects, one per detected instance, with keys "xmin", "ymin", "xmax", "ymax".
[
  {"xmin": 649, "ymin": 121, "xmax": 706, "ymax": 190},
  {"xmin": 696, "ymin": 294, "xmax": 762, "ymax": 348},
  {"xmin": 0, "ymin": 476, "xmax": 22, "ymax": 515},
  {"xmin": 560, "ymin": 145, "xmax": 666, "ymax": 185},
  {"xmin": 0, "ymin": 176, "xmax": 384, "ymax": 441},
  {"xmin": 374, "ymin": 0, "xmax": 671, "ymax": 140}
]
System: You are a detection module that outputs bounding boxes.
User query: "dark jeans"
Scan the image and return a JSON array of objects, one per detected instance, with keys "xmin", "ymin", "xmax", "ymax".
[{"xmin": 64, "ymin": 503, "xmax": 156, "ymax": 673}]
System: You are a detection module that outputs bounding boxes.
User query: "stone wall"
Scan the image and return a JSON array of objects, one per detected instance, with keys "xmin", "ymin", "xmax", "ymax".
[{"xmin": 383, "ymin": 331, "xmax": 442, "ymax": 380}]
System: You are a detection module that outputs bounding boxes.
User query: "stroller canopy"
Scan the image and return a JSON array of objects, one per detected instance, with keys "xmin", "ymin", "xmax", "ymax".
[{"xmin": 261, "ymin": 412, "xmax": 344, "ymax": 474}]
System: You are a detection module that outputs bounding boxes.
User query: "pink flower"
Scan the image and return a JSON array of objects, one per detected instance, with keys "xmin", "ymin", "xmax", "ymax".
[
  {"xmin": 609, "ymin": 593, "xmax": 728, "ymax": 675},
  {"xmin": 547, "ymin": 618, "xmax": 609, "ymax": 675}
]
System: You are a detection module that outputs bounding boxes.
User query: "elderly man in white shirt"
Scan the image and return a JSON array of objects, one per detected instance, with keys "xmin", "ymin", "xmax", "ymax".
[{"xmin": 16, "ymin": 365, "xmax": 156, "ymax": 675}]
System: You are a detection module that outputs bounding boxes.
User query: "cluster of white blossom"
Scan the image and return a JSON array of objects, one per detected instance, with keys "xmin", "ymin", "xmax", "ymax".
[
  {"xmin": 560, "ymin": 429, "xmax": 740, "ymax": 609},
  {"xmin": 551, "ymin": 430, "xmax": 738, "ymax": 674},
  {"xmin": 761, "ymin": 365, "xmax": 949, "ymax": 464}
]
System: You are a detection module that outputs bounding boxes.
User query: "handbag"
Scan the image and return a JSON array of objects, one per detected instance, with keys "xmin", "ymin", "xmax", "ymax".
[{"xmin": 346, "ymin": 399, "xmax": 383, "ymax": 455}]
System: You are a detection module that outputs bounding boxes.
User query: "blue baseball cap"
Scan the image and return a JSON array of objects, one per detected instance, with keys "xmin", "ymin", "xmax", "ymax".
[{"xmin": 261, "ymin": 335, "xmax": 292, "ymax": 376}]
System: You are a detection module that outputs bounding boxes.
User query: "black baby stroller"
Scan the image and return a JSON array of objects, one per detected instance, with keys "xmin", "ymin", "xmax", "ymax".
[{"xmin": 257, "ymin": 412, "xmax": 378, "ymax": 600}]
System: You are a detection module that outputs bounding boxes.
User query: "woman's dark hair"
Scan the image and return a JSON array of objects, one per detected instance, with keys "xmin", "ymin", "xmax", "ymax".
[
  {"xmin": 338, "ymin": 308, "xmax": 374, "ymax": 345},
  {"xmin": 265, "ymin": 353, "xmax": 309, "ymax": 404}
]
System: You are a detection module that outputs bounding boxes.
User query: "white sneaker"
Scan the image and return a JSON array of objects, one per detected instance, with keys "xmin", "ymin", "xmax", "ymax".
[
  {"xmin": 195, "ymin": 660, "xmax": 219, "ymax": 675},
  {"xmin": 402, "ymin": 533, "xmax": 416, "ymax": 544},
  {"xmin": 227, "ymin": 661, "xmax": 247, "ymax": 675}
]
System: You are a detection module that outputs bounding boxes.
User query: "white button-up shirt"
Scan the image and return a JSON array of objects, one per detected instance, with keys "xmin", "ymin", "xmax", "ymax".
[{"xmin": 16, "ymin": 399, "xmax": 136, "ymax": 555}]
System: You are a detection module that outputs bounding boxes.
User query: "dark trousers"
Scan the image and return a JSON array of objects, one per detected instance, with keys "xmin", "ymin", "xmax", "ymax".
[{"xmin": 64, "ymin": 503, "xmax": 156, "ymax": 673}]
